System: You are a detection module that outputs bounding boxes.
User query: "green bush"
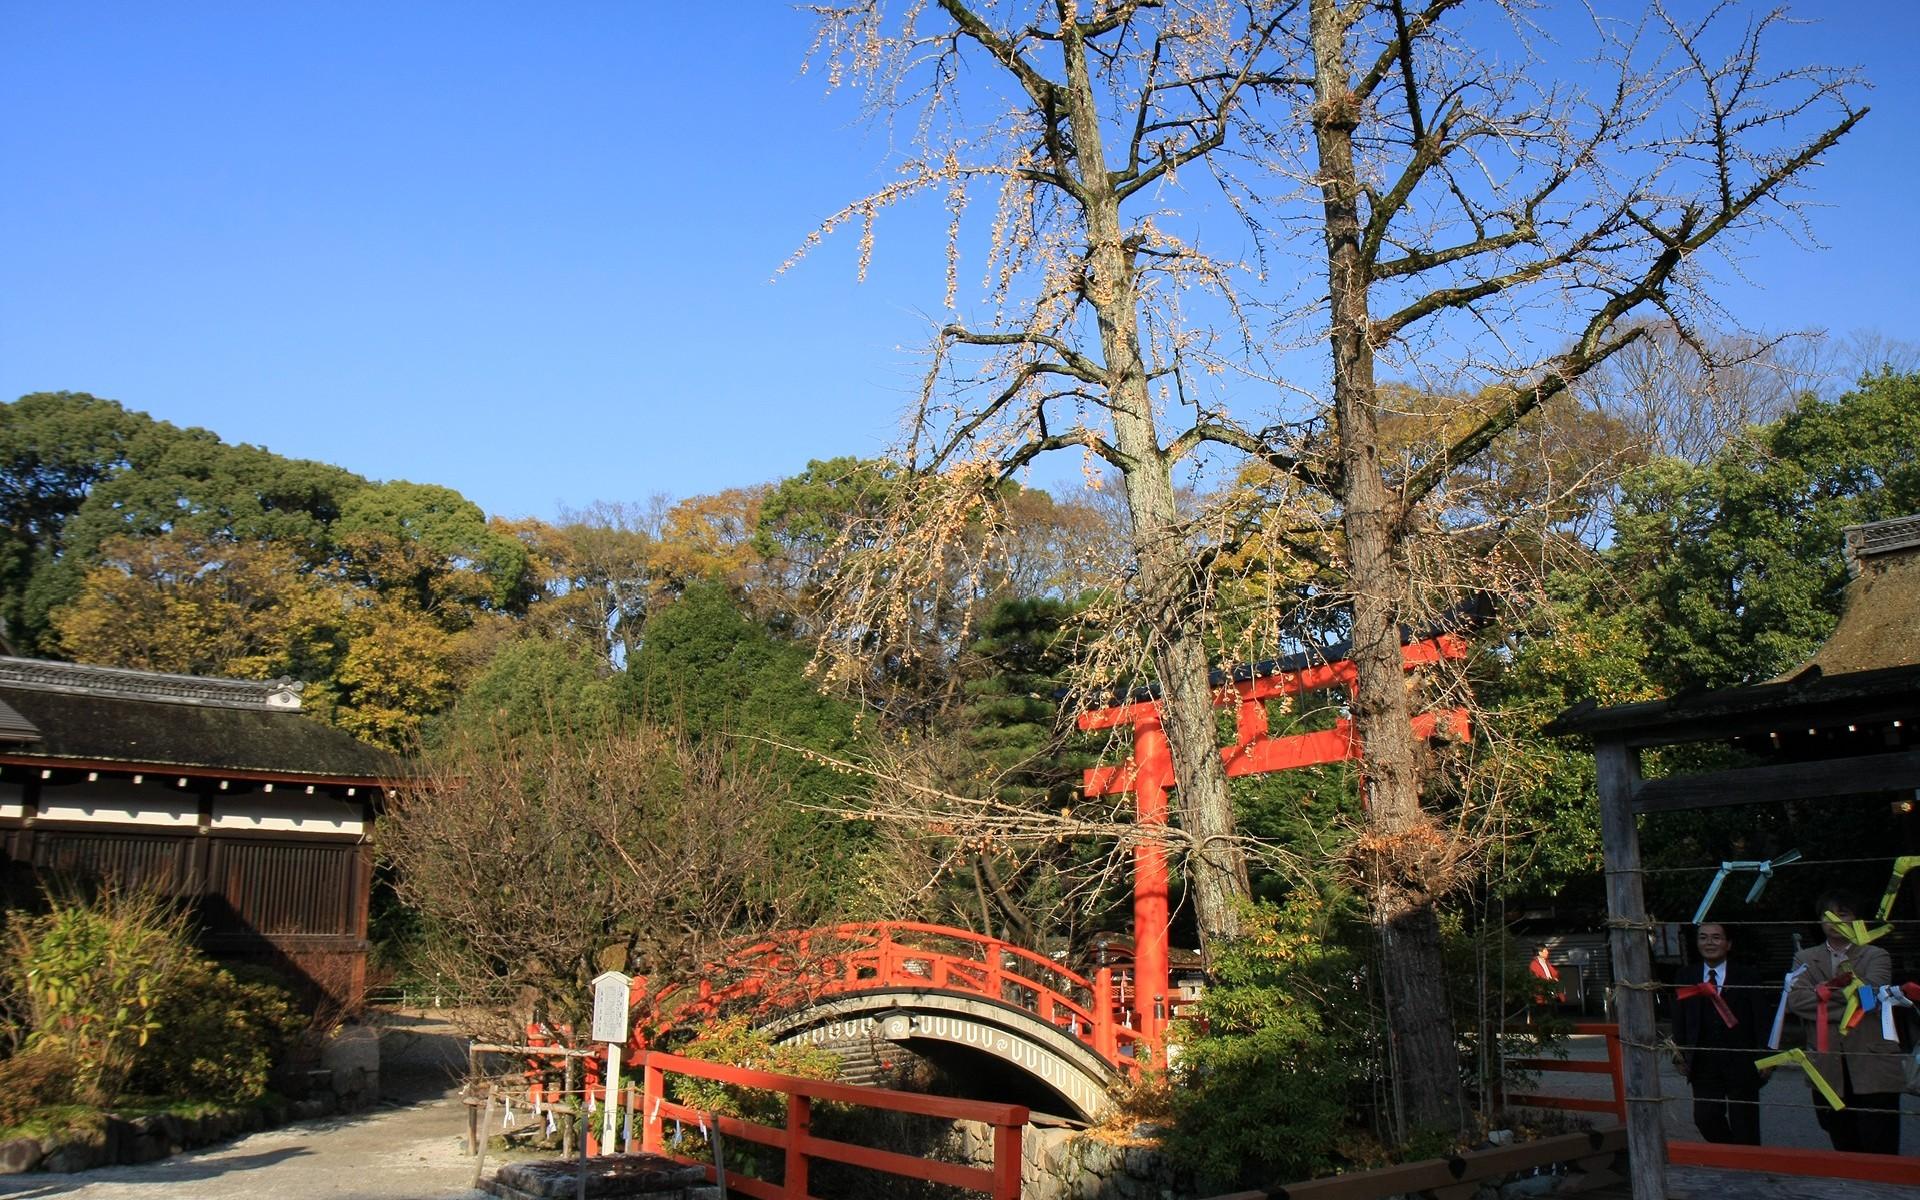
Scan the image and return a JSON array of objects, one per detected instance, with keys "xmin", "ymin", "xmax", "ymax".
[
  {"xmin": 0, "ymin": 1047, "xmax": 75, "ymax": 1127},
  {"xmin": 667, "ymin": 1015, "xmax": 840, "ymax": 1124},
  {"xmin": 7, "ymin": 887, "xmax": 195, "ymax": 1106},
  {"xmin": 127, "ymin": 960, "xmax": 303, "ymax": 1104},
  {"xmin": 1162, "ymin": 895, "xmax": 1368, "ymax": 1189},
  {"xmin": 5, "ymin": 889, "xmax": 305, "ymax": 1111}
]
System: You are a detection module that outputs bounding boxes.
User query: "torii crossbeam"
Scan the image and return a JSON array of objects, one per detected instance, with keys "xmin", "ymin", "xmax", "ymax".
[{"xmin": 1077, "ymin": 633, "xmax": 1471, "ymax": 1053}]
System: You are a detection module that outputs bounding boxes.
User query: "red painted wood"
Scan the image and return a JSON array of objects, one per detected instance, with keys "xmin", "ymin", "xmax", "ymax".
[
  {"xmin": 994, "ymin": 1120, "xmax": 1025, "ymax": 1199},
  {"xmin": 784, "ymin": 1093, "xmax": 809, "ymax": 1196},
  {"xmin": 642, "ymin": 1050, "xmax": 1026, "ymax": 1199},
  {"xmin": 633, "ymin": 921, "xmax": 1140, "ymax": 1077},
  {"xmin": 1132, "ymin": 716, "xmax": 1172, "ymax": 1055},
  {"xmin": 1669, "ymin": 1140, "xmax": 1920, "ymax": 1185}
]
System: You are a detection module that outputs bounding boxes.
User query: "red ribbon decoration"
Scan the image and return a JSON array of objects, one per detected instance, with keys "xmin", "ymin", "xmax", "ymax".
[
  {"xmin": 1814, "ymin": 971, "xmax": 1854, "ymax": 1054},
  {"xmin": 1676, "ymin": 981, "xmax": 1739, "ymax": 1030}
]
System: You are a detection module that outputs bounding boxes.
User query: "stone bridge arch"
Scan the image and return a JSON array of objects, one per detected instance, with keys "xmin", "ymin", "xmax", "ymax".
[{"xmin": 759, "ymin": 989, "xmax": 1122, "ymax": 1122}]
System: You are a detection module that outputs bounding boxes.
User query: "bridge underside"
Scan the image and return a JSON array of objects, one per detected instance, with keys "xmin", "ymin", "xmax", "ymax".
[{"xmin": 760, "ymin": 990, "xmax": 1122, "ymax": 1123}]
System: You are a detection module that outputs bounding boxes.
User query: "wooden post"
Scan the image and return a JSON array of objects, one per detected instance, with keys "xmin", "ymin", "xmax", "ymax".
[
  {"xmin": 784, "ymin": 1092, "xmax": 810, "ymax": 1197},
  {"xmin": 1093, "ymin": 966, "xmax": 1117, "ymax": 1060},
  {"xmin": 1595, "ymin": 739, "xmax": 1666, "ymax": 1199},
  {"xmin": 642, "ymin": 1057, "xmax": 664, "ymax": 1154},
  {"xmin": 992, "ymin": 1119, "xmax": 1024, "ymax": 1200}
]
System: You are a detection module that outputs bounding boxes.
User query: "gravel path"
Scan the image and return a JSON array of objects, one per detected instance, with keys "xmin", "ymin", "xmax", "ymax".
[
  {"xmin": 0, "ymin": 1091, "xmax": 489, "ymax": 1200},
  {"xmin": 0, "ymin": 1010, "xmax": 491, "ymax": 1200}
]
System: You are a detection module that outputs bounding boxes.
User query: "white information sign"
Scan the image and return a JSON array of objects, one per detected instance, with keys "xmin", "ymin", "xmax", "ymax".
[{"xmin": 590, "ymin": 971, "xmax": 632, "ymax": 1045}]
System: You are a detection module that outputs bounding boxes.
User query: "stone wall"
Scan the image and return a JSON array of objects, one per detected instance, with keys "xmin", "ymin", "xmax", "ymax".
[{"xmin": 947, "ymin": 1121, "xmax": 1194, "ymax": 1200}]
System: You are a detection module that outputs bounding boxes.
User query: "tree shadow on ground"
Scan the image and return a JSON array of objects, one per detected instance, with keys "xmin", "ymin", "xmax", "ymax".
[{"xmin": 0, "ymin": 1148, "xmax": 311, "ymax": 1196}]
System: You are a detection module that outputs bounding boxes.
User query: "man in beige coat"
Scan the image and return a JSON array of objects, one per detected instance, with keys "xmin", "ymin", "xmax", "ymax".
[{"xmin": 1786, "ymin": 891, "xmax": 1905, "ymax": 1154}]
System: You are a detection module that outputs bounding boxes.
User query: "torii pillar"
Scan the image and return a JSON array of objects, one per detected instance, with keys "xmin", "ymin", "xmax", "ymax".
[
  {"xmin": 1128, "ymin": 708, "xmax": 1174, "ymax": 1056},
  {"xmin": 1079, "ymin": 633, "xmax": 1472, "ymax": 1060}
]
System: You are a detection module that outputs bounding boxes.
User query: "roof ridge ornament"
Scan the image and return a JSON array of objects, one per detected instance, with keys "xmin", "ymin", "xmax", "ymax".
[
  {"xmin": 1844, "ymin": 513, "xmax": 1920, "ymax": 575},
  {"xmin": 0, "ymin": 656, "xmax": 303, "ymax": 712}
]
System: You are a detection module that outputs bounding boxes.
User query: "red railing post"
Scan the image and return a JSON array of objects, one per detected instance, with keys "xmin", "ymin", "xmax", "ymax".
[
  {"xmin": 785, "ymin": 1092, "xmax": 811, "ymax": 1197},
  {"xmin": 1603, "ymin": 1023, "xmax": 1627, "ymax": 1123},
  {"xmin": 641, "ymin": 1056, "xmax": 664, "ymax": 1154},
  {"xmin": 1094, "ymin": 966, "xmax": 1116, "ymax": 1060},
  {"xmin": 993, "ymin": 1120, "xmax": 1023, "ymax": 1200}
]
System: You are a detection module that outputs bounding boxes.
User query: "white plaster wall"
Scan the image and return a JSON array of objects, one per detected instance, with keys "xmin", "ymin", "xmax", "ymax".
[
  {"xmin": 211, "ymin": 796, "xmax": 363, "ymax": 836},
  {"xmin": 35, "ymin": 779, "xmax": 197, "ymax": 827},
  {"xmin": 0, "ymin": 780, "xmax": 22, "ymax": 820}
]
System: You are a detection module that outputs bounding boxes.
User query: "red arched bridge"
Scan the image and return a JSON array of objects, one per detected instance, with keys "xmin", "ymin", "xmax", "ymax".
[
  {"xmin": 595, "ymin": 631, "xmax": 1470, "ymax": 1122},
  {"xmin": 626, "ymin": 922, "xmax": 1142, "ymax": 1121}
]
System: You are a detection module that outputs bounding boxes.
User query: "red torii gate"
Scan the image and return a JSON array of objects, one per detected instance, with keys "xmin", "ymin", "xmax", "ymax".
[{"xmin": 1077, "ymin": 633, "xmax": 1471, "ymax": 1054}]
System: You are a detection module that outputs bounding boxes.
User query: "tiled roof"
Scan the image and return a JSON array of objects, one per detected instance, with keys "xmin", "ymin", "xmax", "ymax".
[{"xmin": 0, "ymin": 657, "xmax": 400, "ymax": 781}]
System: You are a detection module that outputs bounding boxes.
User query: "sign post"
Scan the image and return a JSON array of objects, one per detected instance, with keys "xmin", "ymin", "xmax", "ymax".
[{"xmin": 590, "ymin": 971, "xmax": 633, "ymax": 1157}]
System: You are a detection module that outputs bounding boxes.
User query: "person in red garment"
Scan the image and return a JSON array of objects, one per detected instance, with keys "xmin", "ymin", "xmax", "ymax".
[{"xmin": 1529, "ymin": 945, "xmax": 1563, "ymax": 1000}]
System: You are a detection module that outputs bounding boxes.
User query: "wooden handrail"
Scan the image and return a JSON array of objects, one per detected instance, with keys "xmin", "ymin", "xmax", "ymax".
[{"xmin": 638, "ymin": 1049, "xmax": 1028, "ymax": 1199}]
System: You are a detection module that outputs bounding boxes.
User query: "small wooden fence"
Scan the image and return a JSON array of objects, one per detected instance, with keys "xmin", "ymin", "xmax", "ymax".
[
  {"xmin": 1502, "ymin": 1021, "xmax": 1627, "ymax": 1121},
  {"xmin": 1504, "ymin": 1021, "xmax": 1920, "ymax": 1188},
  {"xmin": 638, "ymin": 1049, "xmax": 1028, "ymax": 1199}
]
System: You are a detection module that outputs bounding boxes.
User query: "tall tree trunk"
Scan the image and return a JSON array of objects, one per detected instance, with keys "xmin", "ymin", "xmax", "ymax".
[
  {"xmin": 1058, "ymin": 19, "xmax": 1251, "ymax": 950},
  {"xmin": 1308, "ymin": 0, "xmax": 1466, "ymax": 1136}
]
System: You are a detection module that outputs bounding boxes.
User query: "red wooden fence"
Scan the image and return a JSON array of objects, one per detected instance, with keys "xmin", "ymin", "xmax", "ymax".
[{"xmin": 638, "ymin": 1049, "xmax": 1028, "ymax": 1199}]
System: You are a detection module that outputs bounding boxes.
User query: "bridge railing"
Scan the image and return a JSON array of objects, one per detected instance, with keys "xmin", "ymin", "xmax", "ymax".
[
  {"xmin": 636, "ymin": 922, "xmax": 1145, "ymax": 1074},
  {"xmin": 639, "ymin": 1048, "xmax": 1028, "ymax": 1199}
]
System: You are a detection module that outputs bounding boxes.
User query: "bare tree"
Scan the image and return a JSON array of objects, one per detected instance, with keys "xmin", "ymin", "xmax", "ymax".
[
  {"xmin": 382, "ymin": 723, "xmax": 829, "ymax": 1036},
  {"xmin": 795, "ymin": 0, "xmax": 1860, "ymax": 1132}
]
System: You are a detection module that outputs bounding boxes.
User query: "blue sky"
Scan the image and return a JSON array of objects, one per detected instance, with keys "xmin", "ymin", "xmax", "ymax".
[{"xmin": 4, "ymin": 2, "xmax": 1916, "ymax": 523}]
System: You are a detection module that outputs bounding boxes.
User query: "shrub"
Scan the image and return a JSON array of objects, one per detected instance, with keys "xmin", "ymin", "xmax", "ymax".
[
  {"xmin": 667, "ymin": 1015, "xmax": 840, "ymax": 1124},
  {"xmin": 1161, "ymin": 895, "xmax": 1368, "ymax": 1190},
  {"xmin": 126, "ymin": 961, "xmax": 303, "ymax": 1104},
  {"xmin": 6, "ymin": 887, "xmax": 195, "ymax": 1106},
  {"xmin": 0, "ymin": 1047, "xmax": 75, "ymax": 1128}
]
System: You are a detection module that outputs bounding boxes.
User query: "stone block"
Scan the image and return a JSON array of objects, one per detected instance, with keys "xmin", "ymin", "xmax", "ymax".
[
  {"xmin": 323, "ymin": 1025, "xmax": 381, "ymax": 1101},
  {"xmin": 41, "ymin": 1133, "xmax": 105, "ymax": 1174},
  {"xmin": 0, "ymin": 1137, "xmax": 43, "ymax": 1175},
  {"xmin": 488, "ymin": 1154, "xmax": 710, "ymax": 1198}
]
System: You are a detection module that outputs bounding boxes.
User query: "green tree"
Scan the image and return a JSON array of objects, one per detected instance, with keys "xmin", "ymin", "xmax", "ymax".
[
  {"xmin": 0, "ymin": 392, "xmax": 150, "ymax": 650},
  {"xmin": 625, "ymin": 581, "xmax": 871, "ymax": 907},
  {"xmin": 439, "ymin": 636, "xmax": 624, "ymax": 749},
  {"xmin": 1613, "ymin": 373, "xmax": 1920, "ymax": 691},
  {"xmin": 23, "ymin": 414, "xmax": 365, "ymax": 646},
  {"xmin": 335, "ymin": 481, "xmax": 532, "ymax": 620}
]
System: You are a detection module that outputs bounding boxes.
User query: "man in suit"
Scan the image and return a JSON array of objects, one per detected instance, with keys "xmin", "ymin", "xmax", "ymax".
[
  {"xmin": 1787, "ymin": 891, "xmax": 1905, "ymax": 1154},
  {"xmin": 1675, "ymin": 922, "xmax": 1768, "ymax": 1144}
]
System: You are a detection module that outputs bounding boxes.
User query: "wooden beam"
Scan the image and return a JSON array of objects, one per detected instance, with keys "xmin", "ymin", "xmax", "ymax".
[
  {"xmin": 1595, "ymin": 739, "xmax": 1666, "ymax": 1200},
  {"xmin": 1633, "ymin": 750, "xmax": 1920, "ymax": 814}
]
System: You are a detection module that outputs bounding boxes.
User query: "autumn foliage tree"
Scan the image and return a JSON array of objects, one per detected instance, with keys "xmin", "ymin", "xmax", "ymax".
[{"xmin": 794, "ymin": 0, "xmax": 1861, "ymax": 1133}]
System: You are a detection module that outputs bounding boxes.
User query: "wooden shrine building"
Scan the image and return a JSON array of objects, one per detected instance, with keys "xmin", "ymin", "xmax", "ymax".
[
  {"xmin": 0, "ymin": 656, "xmax": 404, "ymax": 1009},
  {"xmin": 1550, "ymin": 514, "xmax": 1920, "ymax": 1194}
]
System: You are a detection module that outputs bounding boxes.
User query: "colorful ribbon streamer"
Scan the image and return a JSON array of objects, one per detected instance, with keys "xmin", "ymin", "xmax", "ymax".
[
  {"xmin": 1876, "ymin": 855, "xmax": 1920, "ymax": 920},
  {"xmin": 1841, "ymin": 977, "xmax": 1870, "ymax": 1033},
  {"xmin": 1769, "ymin": 963, "xmax": 1810, "ymax": 1049},
  {"xmin": 1824, "ymin": 911, "xmax": 1892, "ymax": 946},
  {"xmin": 1877, "ymin": 983, "xmax": 1920, "ymax": 1042},
  {"xmin": 1675, "ymin": 980, "xmax": 1739, "ymax": 1029},
  {"xmin": 1814, "ymin": 972, "xmax": 1854, "ymax": 1053},
  {"xmin": 1755, "ymin": 1048, "xmax": 1846, "ymax": 1111},
  {"xmin": 1692, "ymin": 850, "xmax": 1802, "ymax": 924}
]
